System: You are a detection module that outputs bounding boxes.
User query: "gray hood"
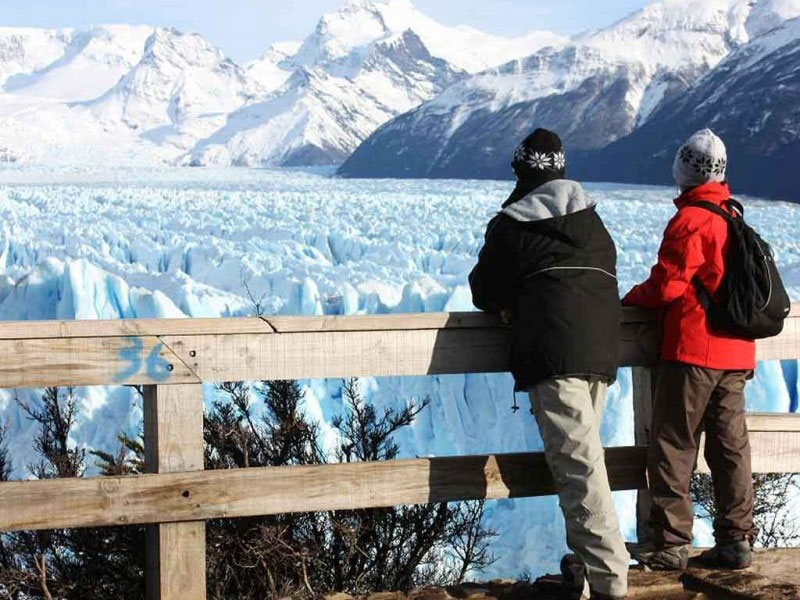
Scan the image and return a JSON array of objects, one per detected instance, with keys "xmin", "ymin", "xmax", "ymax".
[{"xmin": 502, "ymin": 179, "xmax": 594, "ymax": 222}]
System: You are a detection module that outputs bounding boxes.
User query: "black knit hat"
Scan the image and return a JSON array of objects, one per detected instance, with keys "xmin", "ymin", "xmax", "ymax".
[{"xmin": 511, "ymin": 128, "xmax": 566, "ymax": 182}]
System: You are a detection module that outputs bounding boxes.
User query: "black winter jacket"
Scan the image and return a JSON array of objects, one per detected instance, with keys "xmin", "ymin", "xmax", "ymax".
[{"xmin": 469, "ymin": 179, "xmax": 621, "ymax": 389}]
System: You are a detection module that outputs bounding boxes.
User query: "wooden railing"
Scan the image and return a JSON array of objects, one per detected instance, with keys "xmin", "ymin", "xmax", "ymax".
[{"xmin": 0, "ymin": 305, "xmax": 799, "ymax": 599}]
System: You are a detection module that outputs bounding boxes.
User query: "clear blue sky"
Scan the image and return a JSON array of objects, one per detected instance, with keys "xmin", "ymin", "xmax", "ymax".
[{"xmin": 1, "ymin": 0, "xmax": 651, "ymax": 62}]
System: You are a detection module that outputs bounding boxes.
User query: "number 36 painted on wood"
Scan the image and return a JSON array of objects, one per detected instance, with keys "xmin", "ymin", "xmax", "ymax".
[{"xmin": 113, "ymin": 337, "xmax": 173, "ymax": 383}]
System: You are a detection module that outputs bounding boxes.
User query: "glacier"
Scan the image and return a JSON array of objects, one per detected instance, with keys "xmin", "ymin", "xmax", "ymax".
[{"xmin": 0, "ymin": 166, "xmax": 798, "ymax": 578}]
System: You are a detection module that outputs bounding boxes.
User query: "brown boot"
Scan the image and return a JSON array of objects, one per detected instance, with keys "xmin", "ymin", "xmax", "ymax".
[
  {"xmin": 696, "ymin": 541, "xmax": 752, "ymax": 570},
  {"xmin": 630, "ymin": 542, "xmax": 689, "ymax": 571},
  {"xmin": 560, "ymin": 554, "xmax": 586, "ymax": 599}
]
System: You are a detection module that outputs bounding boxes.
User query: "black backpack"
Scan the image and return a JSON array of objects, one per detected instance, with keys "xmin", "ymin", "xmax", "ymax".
[{"xmin": 691, "ymin": 198, "xmax": 791, "ymax": 339}]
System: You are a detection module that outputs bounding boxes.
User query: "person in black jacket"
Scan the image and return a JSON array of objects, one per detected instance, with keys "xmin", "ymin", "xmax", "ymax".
[{"xmin": 469, "ymin": 129, "xmax": 628, "ymax": 600}]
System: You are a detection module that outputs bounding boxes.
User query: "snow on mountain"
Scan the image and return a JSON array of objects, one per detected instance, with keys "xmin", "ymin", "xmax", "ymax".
[
  {"xmin": 245, "ymin": 41, "xmax": 300, "ymax": 93},
  {"xmin": 289, "ymin": 0, "xmax": 566, "ymax": 74},
  {"xmin": 83, "ymin": 27, "xmax": 263, "ymax": 157},
  {"xmin": 0, "ymin": 0, "xmax": 565, "ymax": 168},
  {"xmin": 0, "ymin": 27, "xmax": 266, "ymax": 165},
  {"xmin": 0, "ymin": 25, "xmax": 152, "ymax": 102},
  {"xmin": 0, "ymin": 25, "xmax": 155, "ymax": 165},
  {"xmin": 746, "ymin": 0, "xmax": 800, "ymax": 36},
  {"xmin": 0, "ymin": 166, "xmax": 798, "ymax": 577},
  {"xmin": 0, "ymin": 27, "xmax": 73, "ymax": 87},
  {"xmin": 339, "ymin": 0, "xmax": 790, "ymax": 180},
  {"xmin": 188, "ymin": 29, "xmax": 464, "ymax": 167},
  {"xmin": 186, "ymin": 0, "xmax": 566, "ymax": 167},
  {"xmin": 572, "ymin": 14, "xmax": 800, "ymax": 201},
  {"xmin": 88, "ymin": 28, "xmax": 260, "ymax": 130}
]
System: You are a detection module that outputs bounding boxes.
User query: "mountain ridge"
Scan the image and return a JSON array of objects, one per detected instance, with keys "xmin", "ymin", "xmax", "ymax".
[
  {"xmin": 0, "ymin": 0, "xmax": 564, "ymax": 167},
  {"xmin": 338, "ymin": 0, "xmax": 776, "ymax": 180},
  {"xmin": 338, "ymin": 0, "xmax": 800, "ymax": 202}
]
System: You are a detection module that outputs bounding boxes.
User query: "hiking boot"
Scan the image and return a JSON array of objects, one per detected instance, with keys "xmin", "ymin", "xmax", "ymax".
[
  {"xmin": 630, "ymin": 543, "xmax": 689, "ymax": 571},
  {"xmin": 560, "ymin": 553, "xmax": 586, "ymax": 599},
  {"xmin": 696, "ymin": 541, "xmax": 752, "ymax": 570}
]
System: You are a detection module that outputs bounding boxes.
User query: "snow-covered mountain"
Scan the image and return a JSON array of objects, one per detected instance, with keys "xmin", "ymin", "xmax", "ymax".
[
  {"xmin": 0, "ymin": 0, "xmax": 565, "ymax": 167},
  {"xmin": 285, "ymin": 0, "xmax": 565, "ymax": 75},
  {"xmin": 572, "ymin": 13, "xmax": 800, "ymax": 201},
  {"xmin": 0, "ymin": 25, "xmax": 152, "ymax": 100},
  {"xmin": 86, "ymin": 28, "xmax": 264, "ymax": 157},
  {"xmin": 245, "ymin": 41, "xmax": 300, "ymax": 93},
  {"xmin": 185, "ymin": 0, "xmax": 565, "ymax": 167},
  {"xmin": 0, "ymin": 26, "xmax": 256, "ymax": 165},
  {"xmin": 338, "ymin": 0, "xmax": 798, "ymax": 180},
  {"xmin": 188, "ymin": 29, "xmax": 465, "ymax": 166}
]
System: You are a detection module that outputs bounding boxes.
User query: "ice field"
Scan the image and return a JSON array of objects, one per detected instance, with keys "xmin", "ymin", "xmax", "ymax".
[{"xmin": 0, "ymin": 166, "xmax": 798, "ymax": 577}]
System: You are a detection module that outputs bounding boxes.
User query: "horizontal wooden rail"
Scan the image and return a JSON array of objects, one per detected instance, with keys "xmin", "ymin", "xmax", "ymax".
[
  {"xmin": 0, "ymin": 413, "xmax": 795, "ymax": 533},
  {"xmin": 0, "ymin": 305, "xmax": 798, "ymax": 600},
  {"xmin": 0, "ymin": 304, "xmax": 796, "ymax": 389},
  {"xmin": 0, "ymin": 447, "xmax": 646, "ymax": 532}
]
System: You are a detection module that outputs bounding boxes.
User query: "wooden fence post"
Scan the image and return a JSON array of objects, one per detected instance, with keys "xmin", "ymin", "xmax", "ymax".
[
  {"xmin": 143, "ymin": 383, "xmax": 206, "ymax": 600},
  {"xmin": 632, "ymin": 366, "xmax": 656, "ymax": 543}
]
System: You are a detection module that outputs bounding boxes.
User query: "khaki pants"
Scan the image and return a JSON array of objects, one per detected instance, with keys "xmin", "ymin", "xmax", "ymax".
[
  {"xmin": 529, "ymin": 377, "xmax": 629, "ymax": 597},
  {"xmin": 648, "ymin": 362, "xmax": 759, "ymax": 547}
]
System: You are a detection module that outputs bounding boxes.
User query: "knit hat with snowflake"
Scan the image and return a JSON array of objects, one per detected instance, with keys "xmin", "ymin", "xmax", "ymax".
[
  {"xmin": 673, "ymin": 129, "xmax": 728, "ymax": 189},
  {"xmin": 512, "ymin": 128, "xmax": 566, "ymax": 183}
]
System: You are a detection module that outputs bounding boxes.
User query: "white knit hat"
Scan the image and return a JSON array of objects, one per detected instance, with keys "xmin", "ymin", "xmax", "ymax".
[{"xmin": 672, "ymin": 129, "xmax": 728, "ymax": 189}]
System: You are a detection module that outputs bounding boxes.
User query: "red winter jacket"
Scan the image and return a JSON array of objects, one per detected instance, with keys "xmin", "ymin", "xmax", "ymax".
[{"xmin": 622, "ymin": 182, "xmax": 756, "ymax": 371}]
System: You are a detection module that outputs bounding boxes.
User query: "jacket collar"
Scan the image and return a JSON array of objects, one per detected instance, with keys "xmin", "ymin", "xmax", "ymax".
[
  {"xmin": 674, "ymin": 181, "xmax": 731, "ymax": 209},
  {"xmin": 501, "ymin": 179, "xmax": 594, "ymax": 222},
  {"xmin": 503, "ymin": 171, "xmax": 562, "ymax": 208}
]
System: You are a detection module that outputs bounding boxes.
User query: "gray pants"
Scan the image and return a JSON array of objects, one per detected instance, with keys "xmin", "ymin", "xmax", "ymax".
[{"xmin": 529, "ymin": 377, "xmax": 629, "ymax": 597}]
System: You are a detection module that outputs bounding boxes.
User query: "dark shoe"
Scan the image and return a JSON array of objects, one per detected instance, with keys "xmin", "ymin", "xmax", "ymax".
[
  {"xmin": 590, "ymin": 593, "xmax": 627, "ymax": 600},
  {"xmin": 696, "ymin": 541, "xmax": 752, "ymax": 569},
  {"xmin": 560, "ymin": 553, "xmax": 586, "ymax": 599},
  {"xmin": 630, "ymin": 543, "xmax": 689, "ymax": 571}
]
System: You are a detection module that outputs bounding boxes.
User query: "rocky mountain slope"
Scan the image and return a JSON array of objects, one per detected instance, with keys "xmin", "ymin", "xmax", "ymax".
[
  {"xmin": 338, "ymin": 0, "xmax": 799, "ymax": 186},
  {"xmin": 571, "ymin": 13, "xmax": 800, "ymax": 200}
]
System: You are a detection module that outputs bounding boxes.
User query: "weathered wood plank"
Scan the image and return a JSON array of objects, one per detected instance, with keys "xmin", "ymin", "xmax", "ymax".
[
  {"xmin": 0, "ymin": 307, "xmax": 666, "ymax": 339},
  {"xmin": 143, "ymin": 384, "xmax": 206, "ymax": 600},
  {"xmin": 148, "ymin": 522, "xmax": 206, "ymax": 600},
  {"xmin": 747, "ymin": 412, "xmax": 800, "ymax": 432},
  {"xmin": 757, "ymin": 311, "xmax": 800, "ymax": 361},
  {"xmin": 0, "ymin": 303, "xmax": 796, "ymax": 341},
  {"xmin": 161, "ymin": 328, "xmax": 515, "ymax": 382},
  {"xmin": 0, "ymin": 446, "xmax": 648, "ymax": 532},
  {"xmin": 632, "ymin": 366, "xmax": 656, "ymax": 543},
  {"xmin": 161, "ymin": 320, "xmax": 665, "ymax": 384},
  {"xmin": 0, "ymin": 336, "xmax": 199, "ymax": 388},
  {"xmin": 0, "ymin": 306, "xmax": 796, "ymax": 388},
  {"xmin": 1, "ymin": 420, "xmax": 797, "ymax": 534},
  {"xmin": 0, "ymin": 323, "xmax": 794, "ymax": 389},
  {"xmin": 144, "ymin": 384, "xmax": 204, "ymax": 472},
  {"xmin": 0, "ymin": 317, "xmax": 273, "ymax": 340},
  {"xmin": 695, "ymin": 430, "xmax": 800, "ymax": 475},
  {"xmin": 0, "ymin": 304, "xmax": 792, "ymax": 339}
]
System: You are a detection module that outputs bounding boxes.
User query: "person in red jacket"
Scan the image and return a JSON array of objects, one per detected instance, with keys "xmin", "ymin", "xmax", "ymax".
[{"xmin": 624, "ymin": 129, "xmax": 758, "ymax": 571}]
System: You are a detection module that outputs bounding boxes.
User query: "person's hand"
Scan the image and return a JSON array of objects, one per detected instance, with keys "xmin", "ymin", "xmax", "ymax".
[{"xmin": 500, "ymin": 308, "xmax": 513, "ymax": 325}]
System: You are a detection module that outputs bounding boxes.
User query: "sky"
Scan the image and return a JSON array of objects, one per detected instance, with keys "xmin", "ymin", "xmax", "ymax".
[{"xmin": 0, "ymin": 0, "xmax": 652, "ymax": 62}]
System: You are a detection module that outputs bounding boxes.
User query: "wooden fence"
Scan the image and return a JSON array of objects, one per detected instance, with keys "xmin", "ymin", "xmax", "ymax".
[{"xmin": 0, "ymin": 305, "xmax": 798, "ymax": 599}]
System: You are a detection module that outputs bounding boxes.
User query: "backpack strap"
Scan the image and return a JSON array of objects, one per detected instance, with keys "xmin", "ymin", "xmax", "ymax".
[
  {"xmin": 693, "ymin": 275, "xmax": 715, "ymax": 313},
  {"xmin": 725, "ymin": 198, "xmax": 744, "ymax": 217},
  {"xmin": 689, "ymin": 200, "xmax": 735, "ymax": 221},
  {"xmin": 688, "ymin": 198, "xmax": 744, "ymax": 221},
  {"xmin": 686, "ymin": 199, "xmax": 741, "ymax": 313}
]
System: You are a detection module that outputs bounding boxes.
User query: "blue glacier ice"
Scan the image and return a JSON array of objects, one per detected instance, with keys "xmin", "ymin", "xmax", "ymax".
[{"xmin": 0, "ymin": 167, "xmax": 798, "ymax": 577}]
